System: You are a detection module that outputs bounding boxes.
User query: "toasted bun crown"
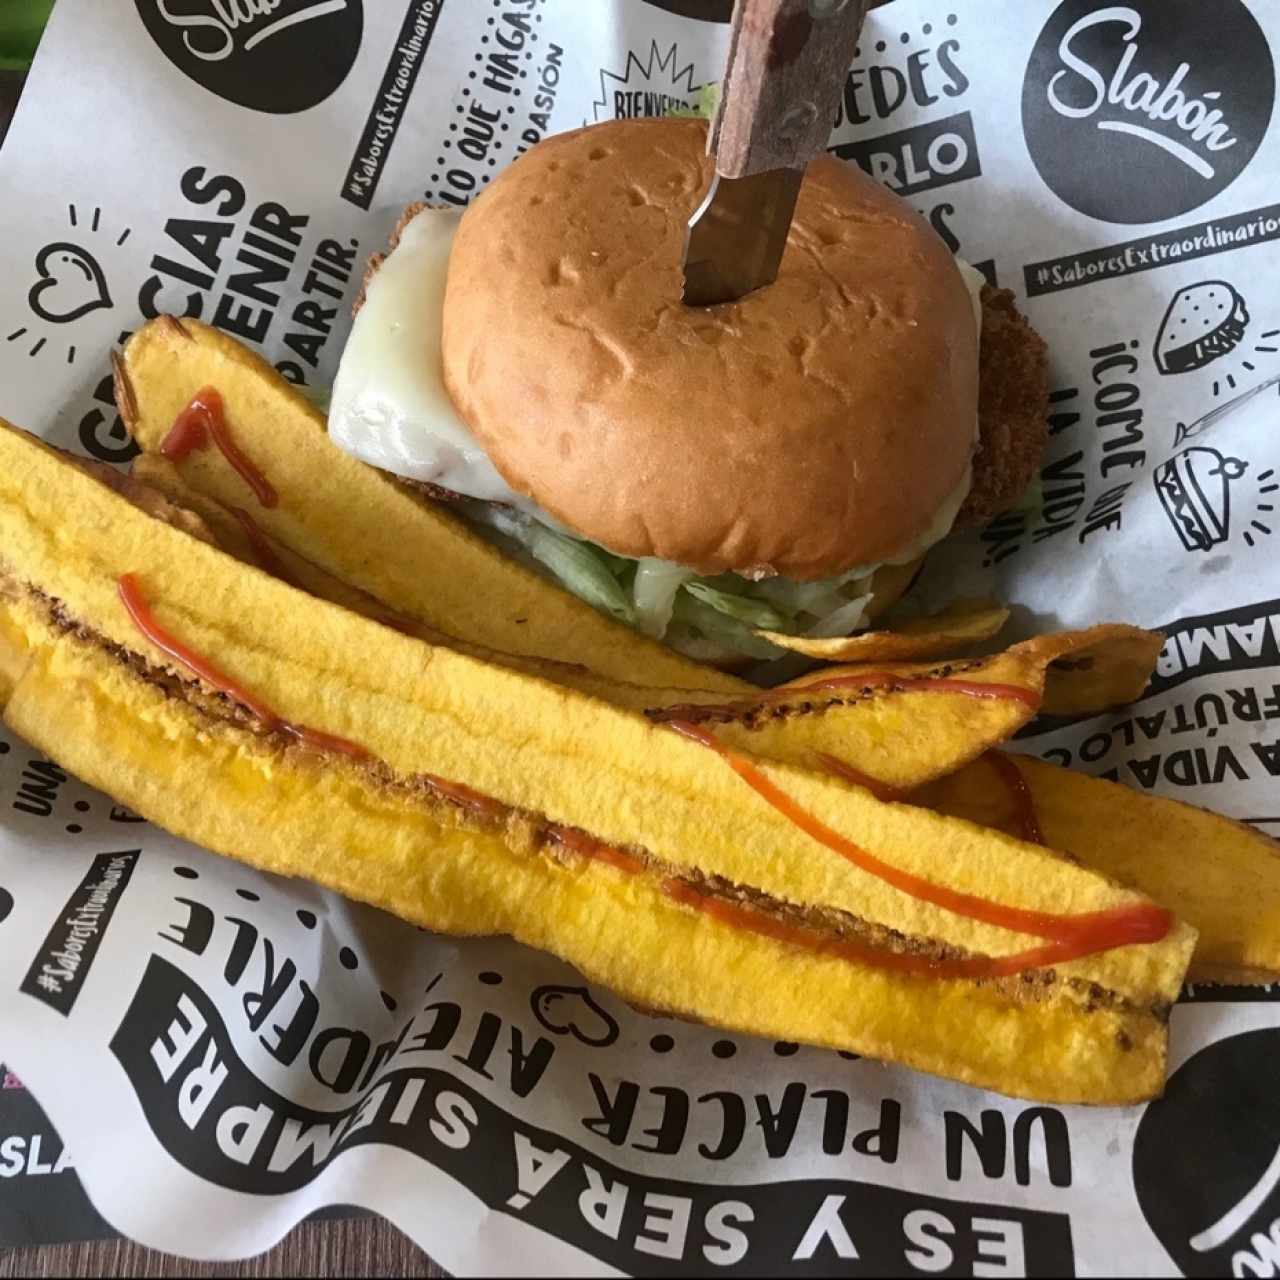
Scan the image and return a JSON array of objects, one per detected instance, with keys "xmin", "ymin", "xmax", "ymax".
[{"xmin": 442, "ymin": 118, "xmax": 978, "ymax": 578}]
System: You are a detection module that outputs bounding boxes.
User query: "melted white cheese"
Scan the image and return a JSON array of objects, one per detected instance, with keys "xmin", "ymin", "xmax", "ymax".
[
  {"xmin": 328, "ymin": 206, "xmax": 986, "ymax": 556},
  {"xmin": 955, "ymin": 256, "xmax": 986, "ymax": 340},
  {"xmin": 328, "ymin": 208, "xmax": 522, "ymax": 505}
]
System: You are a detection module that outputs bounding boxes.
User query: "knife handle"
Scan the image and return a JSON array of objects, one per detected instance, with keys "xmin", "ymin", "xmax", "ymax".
[{"xmin": 711, "ymin": 0, "xmax": 869, "ymax": 178}]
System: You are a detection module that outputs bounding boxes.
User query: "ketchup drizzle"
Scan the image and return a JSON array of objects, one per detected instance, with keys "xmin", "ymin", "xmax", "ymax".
[
  {"xmin": 117, "ymin": 573, "xmax": 367, "ymax": 759},
  {"xmin": 668, "ymin": 719, "xmax": 1171, "ymax": 951},
  {"xmin": 161, "ymin": 387, "xmax": 278, "ymax": 508},
  {"xmin": 548, "ymin": 824, "xmax": 646, "ymax": 875},
  {"xmin": 660, "ymin": 878, "xmax": 1141, "ymax": 980},
  {"xmin": 985, "ymin": 751, "xmax": 1045, "ymax": 845},
  {"xmin": 225, "ymin": 505, "xmax": 293, "ymax": 583},
  {"xmin": 425, "ymin": 774, "xmax": 511, "ymax": 821},
  {"xmin": 817, "ymin": 751, "xmax": 1045, "ymax": 845},
  {"xmin": 564, "ymin": 839, "xmax": 1148, "ymax": 981},
  {"xmin": 815, "ymin": 753, "xmax": 905, "ymax": 802}
]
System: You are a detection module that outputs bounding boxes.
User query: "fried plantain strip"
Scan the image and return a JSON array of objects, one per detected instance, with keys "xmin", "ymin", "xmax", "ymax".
[
  {"xmin": 0, "ymin": 607, "xmax": 1171, "ymax": 1104},
  {"xmin": 1039, "ymin": 627, "xmax": 1164, "ymax": 717},
  {"xmin": 0, "ymin": 419, "xmax": 1193, "ymax": 1012},
  {"xmin": 758, "ymin": 599, "xmax": 1010, "ymax": 661},
  {"xmin": 918, "ymin": 753, "xmax": 1280, "ymax": 985}
]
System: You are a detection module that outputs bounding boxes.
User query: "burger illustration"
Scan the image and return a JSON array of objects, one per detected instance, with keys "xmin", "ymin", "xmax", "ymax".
[{"xmin": 1155, "ymin": 446, "xmax": 1248, "ymax": 552}]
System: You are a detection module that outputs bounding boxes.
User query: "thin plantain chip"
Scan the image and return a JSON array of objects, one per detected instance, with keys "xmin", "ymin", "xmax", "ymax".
[
  {"xmin": 759, "ymin": 598, "xmax": 1010, "ymax": 661},
  {"xmin": 1039, "ymin": 626, "xmax": 1165, "ymax": 717}
]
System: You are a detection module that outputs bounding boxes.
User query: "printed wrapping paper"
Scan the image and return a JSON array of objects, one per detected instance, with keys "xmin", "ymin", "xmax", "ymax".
[{"xmin": 0, "ymin": 0, "xmax": 1278, "ymax": 1273}]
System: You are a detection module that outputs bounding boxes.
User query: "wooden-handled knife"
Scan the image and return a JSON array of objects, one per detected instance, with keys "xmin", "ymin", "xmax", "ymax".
[{"xmin": 682, "ymin": 0, "xmax": 870, "ymax": 306}]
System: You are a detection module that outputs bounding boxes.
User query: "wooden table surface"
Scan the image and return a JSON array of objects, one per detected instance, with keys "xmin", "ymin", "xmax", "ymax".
[{"xmin": 0, "ymin": 1220, "xmax": 445, "ymax": 1280}]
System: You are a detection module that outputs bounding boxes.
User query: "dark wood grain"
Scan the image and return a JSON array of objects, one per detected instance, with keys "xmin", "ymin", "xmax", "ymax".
[
  {"xmin": 713, "ymin": 0, "xmax": 870, "ymax": 175},
  {"xmin": 0, "ymin": 1217, "xmax": 446, "ymax": 1279},
  {"xmin": 0, "ymin": 70, "xmax": 22, "ymax": 144}
]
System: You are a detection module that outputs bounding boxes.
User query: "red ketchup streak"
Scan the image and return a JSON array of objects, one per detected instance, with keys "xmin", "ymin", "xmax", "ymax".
[
  {"xmin": 985, "ymin": 751, "xmax": 1044, "ymax": 845},
  {"xmin": 225, "ymin": 505, "xmax": 293, "ymax": 583},
  {"xmin": 426, "ymin": 775, "xmax": 511, "ymax": 822},
  {"xmin": 161, "ymin": 387, "xmax": 278, "ymax": 508},
  {"xmin": 117, "ymin": 573, "xmax": 367, "ymax": 759},
  {"xmin": 666, "ymin": 720, "xmax": 1171, "ymax": 956},
  {"xmin": 562, "ymin": 833, "xmax": 1114, "ymax": 980},
  {"xmin": 661, "ymin": 880, "xmax": 1117, "ymax": 980},
  {"xmin": 816, "ymin": 750, "xmax": 1044, "ymax": 844},
  {"xmin": 279, "ymin": 724, "xmax": 368, "ymax": 759},
  {"xmin": 548, "ymin": 825, "xmax": 646, "ymax": 875},
  {"xmin": 815, "ymin": 753, "xmax": 905, "ymax": 803}
]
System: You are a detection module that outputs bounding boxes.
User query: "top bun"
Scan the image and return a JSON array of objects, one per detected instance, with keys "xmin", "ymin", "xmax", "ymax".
[{"xmin": 442, "ymin": 117, "xmax": 978, "ymax": 579}]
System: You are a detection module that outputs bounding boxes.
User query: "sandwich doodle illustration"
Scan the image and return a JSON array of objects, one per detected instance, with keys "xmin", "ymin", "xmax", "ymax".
[
  {"xmin": 1155, "ymin": 447, "xmax": 1248, "ymax": 552},
  {"xmin": 1154, "ymin": 447, "xmax": 1276, "ymax": 552},
  {"xmin": 1155, "ymin": 281, "xmax": 1250, "ymax": 375},
  {"xmin": 1161, "ymin": 279, "xmax": 1280, "ymax": 444}
]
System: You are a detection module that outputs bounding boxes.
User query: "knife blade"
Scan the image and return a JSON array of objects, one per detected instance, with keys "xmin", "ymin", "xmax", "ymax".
[
  {"xmin": 682, "ymin": 0, "xmax": 870, "ymax": 307},
  {"xmin": 681, "ymin": 168, "xmax": 803, "ymax": 307}
]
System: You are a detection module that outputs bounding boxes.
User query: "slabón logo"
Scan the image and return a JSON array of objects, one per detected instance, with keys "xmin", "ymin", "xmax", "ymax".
[
  {"xmin": 136, "ymin": 1, "xmax": 363, "ymax": 114},
  {"xmin": 639, "ymin": 0, "xmax": 732, "ymax": 19},
  {"xmin": 1022, "ymin": 0, "xmax": 1273, "ymax": 224},
  {"xmin": 1135, "ymin": 1029, "xmax": 1280, "ymax": 1277}
]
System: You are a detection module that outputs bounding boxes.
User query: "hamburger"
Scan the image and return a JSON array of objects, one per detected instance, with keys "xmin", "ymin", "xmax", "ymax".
[{"xmin": 328, "ymin": 117, "xmax": 1048, "ymax": 667}]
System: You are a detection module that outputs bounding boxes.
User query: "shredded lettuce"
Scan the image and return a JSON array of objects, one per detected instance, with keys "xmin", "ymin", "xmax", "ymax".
[
  {"xmin": 671, "ymin": 593, "xmax": 787, "ymax": 662},
  {"xmin": 804, "ymin": 592, "xmax": 874, "ymax": 638},
  {"xmin": 753, "ymin": 566, "xmax": 875, "ymax": 619},
  {"xmin": 666, "ymin": 81, "xmax": 721, "ymax": 122},
  {"xmin": 464, "ymin": 505, "xmax": 635, "ymax": 625},
  {"xmin": 633, "ymin": 559, "xmax": 693, "ymax": 637},
  {"xmin": 457, "ymin": 495, "xmax": 887, "ymax": 662},
  {"xmin": 685, "ymin": 581, "xmax": 788, "ymax": 630}
]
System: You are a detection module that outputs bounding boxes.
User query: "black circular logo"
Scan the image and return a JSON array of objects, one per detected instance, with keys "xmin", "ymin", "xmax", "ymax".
[
  {"xmin": 1134, "ymin": 1028, "xmax": 1280, "ymax": 1276},
  {"xmin": 136, "ymin": 0, "xmax": 363, "ymax": 115},
  {"xmin": 1021, "ymin": 0, "xmax": 1273, "ymax": 225},
  {"xmin": 640, "ymin": 0, "xmax": 733, "ymax": 20}
]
